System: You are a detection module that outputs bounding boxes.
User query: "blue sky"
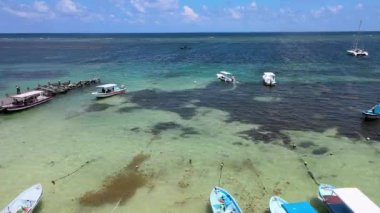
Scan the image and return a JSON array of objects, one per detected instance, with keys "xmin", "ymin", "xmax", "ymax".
[{"xmin": 0, "ymin": 0, "xmax": 378, "ymax": 33}]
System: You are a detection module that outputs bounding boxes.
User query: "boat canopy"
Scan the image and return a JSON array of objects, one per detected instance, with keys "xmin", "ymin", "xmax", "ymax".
[
  {"xmin": 282, "ymin": 202, "xmax": 317, "ymax": 213},
  {"xmin": 219, "ymin": 71, "xmax": 232, "ymax": 75},
  {"xmin": 96, "ymin": 84, "xmax": 117, "ymax": 88},
  {"xmin": 11, "ymin": 90, "xmax": 43, "ymax": 99},
  {"xmin": 333, "ymin": 188, "xmax": 380, "ymax": 213},
  {"xmin": 263, "ymin": 72, "xmax": 275, "ymax": 76},
  {"xmin": 373, "ymin": 104, "xmax": 380, "ymax": 114}
]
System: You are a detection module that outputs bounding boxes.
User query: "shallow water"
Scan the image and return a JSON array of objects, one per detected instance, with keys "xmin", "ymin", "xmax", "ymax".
[{"xmin": 1, "ymin": 33, "xmax": 380, "ymax": 212}]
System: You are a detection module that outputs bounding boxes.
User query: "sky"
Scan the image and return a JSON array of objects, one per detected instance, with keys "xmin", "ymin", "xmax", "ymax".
[{"xmin": 0, "ymin": 0, "xmax": 379, "ymax": 33}]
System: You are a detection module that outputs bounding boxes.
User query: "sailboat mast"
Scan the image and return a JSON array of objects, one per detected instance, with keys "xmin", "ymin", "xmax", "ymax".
[{"xmin": 354, "ymin": 20, "xmax": 362, "ymax": 49}]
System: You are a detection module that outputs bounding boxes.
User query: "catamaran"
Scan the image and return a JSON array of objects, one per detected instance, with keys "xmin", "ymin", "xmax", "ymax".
[{"xmin": 347, "ymin": 20, "xmax": 368, "ymax": 57}]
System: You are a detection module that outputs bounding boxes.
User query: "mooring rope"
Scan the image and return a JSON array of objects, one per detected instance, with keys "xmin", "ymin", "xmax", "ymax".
[{"xmin": 51, "ymin": 159, "xmax": 96, "ymax": 185}]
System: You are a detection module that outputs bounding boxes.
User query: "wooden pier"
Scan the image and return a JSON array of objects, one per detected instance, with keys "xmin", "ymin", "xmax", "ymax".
[{"xmin": 0, "ymin": 78, "xmax": 100, "ymax": 111}]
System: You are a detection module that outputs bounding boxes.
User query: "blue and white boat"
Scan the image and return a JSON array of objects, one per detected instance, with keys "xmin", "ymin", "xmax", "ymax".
[
  {"xmin": 362, "ymin": 103, "xmax": 380, "ymax": 120},
  {"xmin": 269, "ymin": 196, "xmax": 317, "ymax": 213},
  {"xmin": 318, "ymin": 184, "xmax": 380, "ymax": 213},
  {"xmin": 210, "ymin": 187, "xmax": 242, "ymax": 213}
]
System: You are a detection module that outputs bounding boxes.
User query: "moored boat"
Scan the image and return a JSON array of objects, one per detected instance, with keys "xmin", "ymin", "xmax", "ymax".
[
  {"xmin": 91, "ymin": 83, "xmax": 126, "ymax": 98},
  {"xmin": 269, "ymin": 196, "xmax": 317, "ymax": 213},
  {"xmin": 318, "ymin": 184, "xmax": 350, "ymax": 213},
  {"xmin": 1, "ymin": 90, "xmax": 52, "ymax": 112},
  {"xmin": 347, "ymin": 20, "xmax": 368, "ymax": 57},
  {"xmin": 210, "ymin": 187, "xmax": 242, "ymax": 213},
  {"xmin": 216, "ymin": 71, "xmax": 236, "ymax": 83},
  {"xmin": 262, "ymin": 72, "xmax": 276, "ymax": 86},
  {"xmin": 362, "ymin": 103, "xmax": 380, "ymax": 120},
  {"xmin": 347, "ymin": 49, "xmax": 368, "ymax": 57},
  {"xmin": 318, "ymin": 184, "xmax": 380, "ymax": 213},
  {"xmin": 1, "ymin": 183, "xmax": 43, "ymax": 213}
]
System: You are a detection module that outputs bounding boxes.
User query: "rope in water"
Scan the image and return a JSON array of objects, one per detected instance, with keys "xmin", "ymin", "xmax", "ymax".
[{"xmin": 51, "ymin": 159, "xmax": 96, "ymax": 185}]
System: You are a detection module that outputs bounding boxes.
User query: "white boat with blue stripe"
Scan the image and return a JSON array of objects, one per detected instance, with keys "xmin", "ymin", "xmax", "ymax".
[{"xmin": 210, "ymin": 187, "xmax": 242, "ymax": 213}]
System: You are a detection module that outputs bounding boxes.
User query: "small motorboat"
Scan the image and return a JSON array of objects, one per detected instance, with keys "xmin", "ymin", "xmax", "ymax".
[
  {"xmin": 91, "ymin": 83, "xmax": 126, "ymax": 98},
  {"xmin": 269, "ymin": 196, "xmax": 317, "ymax": 213},
  {"xmin": 1, "ymin": 183, "xmax": 43, "ymax": 213},
  {"xmin": 210, "ymin": 187, "xmax": 242, "ymax": 213},
  {"xmin": 1, "ymin": 90, "xmax": 52, "ymax": 112},
  {"xmin": 216, "ymin": 71, "xmax": 236, "ymax": 83},
  {"xmin": 362, "ymin": 103, "xmax": 380, "ymax": 120},
  {"xmin": 318, "ymin": 184, "xmax": 380, "ymax": 213},
  {"xmin": 318, "ymin": 184, "xmax": 351, "ymax": 213},
  {"xmin": 262, "ymin": 72, "xmax": 276, "ymax": 86}
]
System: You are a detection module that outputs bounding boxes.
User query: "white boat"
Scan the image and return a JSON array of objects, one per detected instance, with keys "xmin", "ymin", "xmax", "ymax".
[
  {"xmin": 269, "ymin": 196, "xmax": 317, "ymax": 213},
  {"xmin": 318, "ymin": 184, "xmax": 380, "ymax": 213},
  {"xmin": 1, "ymin": 183, "xmax": 43, "ymax": 213},
  {"xmin": 347, "ymin": 49, "xmax": 368, "ymax": 57},
  {"xmin": 1, "ymin": 90, "xmax": 52, "ymax": 112},
  {"xmin": 347, "ymin": 20, "xmax": 368, "ymax": 57},
  {"xmin": 210, "ymin": 187, "xmax": 242, "ymax": 213},
  {"xmin": 216, "ymin": 71, "xmax": 236, "ymax": 83},
  {"xmin": 91, "ymin": 83, "xmax": 126, "ymax": 98},
  {"xmin": 262, "ymin": 72, "xmax": 276, "ymax": 86}
]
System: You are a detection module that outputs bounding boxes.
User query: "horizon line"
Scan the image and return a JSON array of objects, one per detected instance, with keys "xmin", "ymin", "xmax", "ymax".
[{"xmin": 0, "ymin": 30, "xmax": 379, "ymax": 34}]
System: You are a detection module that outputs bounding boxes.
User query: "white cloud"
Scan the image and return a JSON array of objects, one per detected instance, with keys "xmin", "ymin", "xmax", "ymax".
[
  {"xmin": 130, "ymin": 0, "xmax": 178, "ymax": 13},
  {"xmin": 2, "ymin": 1, "xmax": 54, "ymax": 19},
  {"xmin": 3, "ymin": 7, "xmax": 39, "ymax": 18},
  {"xmin": 311, "ymin": 7, "xmax": 326, "ymax": 18},
  {"xmin": 130, "ymin": 0, "xmax": 145, "ymax": 13},
  {"xmin": 228, "ymin": 6, "xmax": 244, "ymax": 20},
  {"xmin": 34, "ymin": 1, "xmax": 49, "ymax": 13},
  {"xmin": 311, "ymin": 5, "xmax": 343, "ymax": 18},
  {"xmin": 328, "ymin": 5, "xmax": 343, "ymax": 14},
  {"xmin": 182, "ymin": 5, "xmax": 199, "ymax": 22},
  {"xmin": 251, "ymin": 1, "xmax": 257, "ymax": 10},
  {"xmin": 57, "ymin": 0, "xmax": 82, "ymax": 14},
  {"xmin": 355, "ymin": 3, "xmax": 363, "ymax": 10}
]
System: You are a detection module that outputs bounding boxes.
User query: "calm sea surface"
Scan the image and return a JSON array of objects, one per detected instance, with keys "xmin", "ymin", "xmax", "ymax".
[{"xmin": 0, "ymin": 33, "xmax": 380, "ymax": 212}]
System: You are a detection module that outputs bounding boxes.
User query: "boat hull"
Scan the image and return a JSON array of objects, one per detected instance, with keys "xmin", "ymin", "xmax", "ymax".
[
  {"xmin": 362, "ymin": 112, "xmax": 380, "ymax": 120},
  {"xmin": 347, "ymin": 50, "xmax": 368, "ymax": 56},
  {"xmin": 92, "ymin": 89, "xmax": 126, "ymax": 98},
  {"xmin": 2, "ymin": 97, "xmax": 52, "ymax": 112},
  {"xmin": 269, "ymin": 196, "xmax": 287, "ymax": 213},
  {"xmin": 1, "ymin": 183, "xmax": 43, "ymax": 213},
  {"xmin": 210, "ymin": 187, "xmax": 242, "ymax": 213},
  {"xmin": 263, "ymin": 80, "xmax": 276, "ymax": 86}
]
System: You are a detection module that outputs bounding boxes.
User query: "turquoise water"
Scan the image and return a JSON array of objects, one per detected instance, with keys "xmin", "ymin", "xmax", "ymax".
[{"xmin": 0, "ymin": 33, "xmax": 380, "ymax": 212}]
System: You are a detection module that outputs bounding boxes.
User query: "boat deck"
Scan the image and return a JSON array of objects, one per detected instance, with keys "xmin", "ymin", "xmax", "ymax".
[{"xmin": 0, "ymin": 97, "xmax": 13, "ymax": 106}]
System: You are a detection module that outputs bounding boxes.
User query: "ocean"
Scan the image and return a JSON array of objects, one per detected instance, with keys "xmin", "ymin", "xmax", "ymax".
[{"xmin": 0, "ymin": 33, "xmax": 379, "ymax": 212}]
